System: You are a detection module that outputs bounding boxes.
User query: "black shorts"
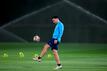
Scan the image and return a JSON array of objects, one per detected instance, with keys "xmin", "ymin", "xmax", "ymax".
[{"xmin": 47, "ymin": 38, "xmax": 59, "ymax": 50}]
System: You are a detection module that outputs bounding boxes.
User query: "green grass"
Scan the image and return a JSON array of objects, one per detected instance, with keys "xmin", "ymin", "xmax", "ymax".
[{"xmin": 0, "ymin": 43, "xmax": 107, "ymax": 71}]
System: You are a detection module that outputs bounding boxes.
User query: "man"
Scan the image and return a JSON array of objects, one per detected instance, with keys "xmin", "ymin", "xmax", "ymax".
[{"xmin": 33, "ymin": 16, "xmax": 64, "ymax": 70}]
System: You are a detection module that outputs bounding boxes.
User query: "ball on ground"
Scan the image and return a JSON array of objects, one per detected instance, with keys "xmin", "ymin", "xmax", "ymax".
[
  {"xmin": 19, "ymin": 52, "xmax": 24, "ymax": 58},
  {"xmin": 48, "ymin": 54, "xmax": 52, "ymax": 58},
  {"xmin": 34, "ymin": 54, "xmax": 38, "ymax": 57},
  {"xmin": 3, "ymin": 53, "xmax": 8, "ymax": 58}
]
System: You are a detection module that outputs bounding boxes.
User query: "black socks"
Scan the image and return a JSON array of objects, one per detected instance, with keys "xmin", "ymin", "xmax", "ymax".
[
  {"xmin": 57, "ymin": 64, "xmax": 61, "ymax": 66},
  {"xmin": 38, "ymin": 56, "xmax": 41, "ymax": 59}
]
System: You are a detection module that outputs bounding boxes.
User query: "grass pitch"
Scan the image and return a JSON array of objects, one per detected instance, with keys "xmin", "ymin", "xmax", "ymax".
[{"xmin": 0, "ymin": 43, "xmax": 107, "ymax": 71}]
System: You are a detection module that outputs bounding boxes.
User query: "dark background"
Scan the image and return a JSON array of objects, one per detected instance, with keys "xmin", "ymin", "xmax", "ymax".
[
  {"xmin": 0, "ymin": 0, "xmax": 107, "ymax": 26},
  {"xmin": 0, "ymin": 0, "xmax": 107, "ymax": 43}
]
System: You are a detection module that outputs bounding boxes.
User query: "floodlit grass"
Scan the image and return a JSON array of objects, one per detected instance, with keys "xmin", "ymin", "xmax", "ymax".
[{"xmin": 0, "ymin": 43, "xmax": 107, "ymax": 71}]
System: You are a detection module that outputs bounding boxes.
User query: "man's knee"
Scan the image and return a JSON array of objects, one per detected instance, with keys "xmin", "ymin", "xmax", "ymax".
[
  {"xmin": 52, "ymin": 49, "xmax": 58, "ymax": 55},
  {"xmin": 44, "ymin": 44, "xmax": 50, "ymax": 49}
]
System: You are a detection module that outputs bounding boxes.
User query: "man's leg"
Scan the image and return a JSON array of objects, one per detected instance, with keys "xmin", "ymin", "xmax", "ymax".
[
  {"xmin": 53, "ymin": 49, "xmax": 61, "ymax": 64},
  {"xmin": 52, "ymin": 49, "xmax": 62, "ymax": 69},
  {"xmin": 33, "ymin": 44, "xmax": 50, "ymax": 61},
  {"xmin": 39, "ymin": 44, "xmax": 50, "ymax": 57}
]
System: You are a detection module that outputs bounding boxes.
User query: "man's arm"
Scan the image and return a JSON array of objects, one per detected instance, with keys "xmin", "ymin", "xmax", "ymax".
[
  {"xmin": 54, "ymin": 24, "xmax": 64, "ymax": 44},
  {"xmin": 58, "ymin": 24, "xmax": 64, "ymax": 41}
]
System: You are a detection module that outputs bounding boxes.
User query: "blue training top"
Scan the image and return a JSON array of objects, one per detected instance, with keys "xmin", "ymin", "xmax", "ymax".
[{"xmin": 52, "ymin": 20, "xmax": 64, "ymax": 42}]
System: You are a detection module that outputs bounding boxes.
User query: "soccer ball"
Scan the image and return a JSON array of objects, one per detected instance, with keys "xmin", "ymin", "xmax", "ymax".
[{"xmin": 33, "ymin": 35, "xmax": 40, "ymax": 42}]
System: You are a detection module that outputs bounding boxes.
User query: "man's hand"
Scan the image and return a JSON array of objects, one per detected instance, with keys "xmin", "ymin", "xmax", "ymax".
[{"xmin": 54, "ymin": 40, "xmax": 58, "ymax": 44}]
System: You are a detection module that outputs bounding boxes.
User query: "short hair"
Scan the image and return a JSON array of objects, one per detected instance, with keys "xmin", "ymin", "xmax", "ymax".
[{"xmin": 51, "ymin": 16, "xmax": 59, "ymax": 19}]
